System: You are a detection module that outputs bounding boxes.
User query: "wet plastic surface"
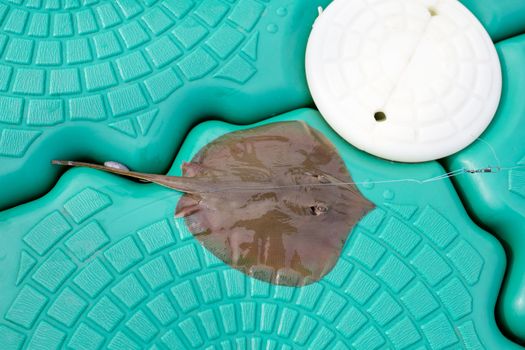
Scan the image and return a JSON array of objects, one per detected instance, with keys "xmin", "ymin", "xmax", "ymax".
[
  {"xmin": 0, "ymin": 0, "xmax": 525, "ymax": 348},
  {"xmin": 0, "ymin": 109, "xmax": 520, "ymax": 349},
  {"xmin": 445, "ymin": 33, "xmax": 525, "ymax": 342},
  {"xmin": 460, "ymin": 0, "xmax": 525, "ymax": 42}
]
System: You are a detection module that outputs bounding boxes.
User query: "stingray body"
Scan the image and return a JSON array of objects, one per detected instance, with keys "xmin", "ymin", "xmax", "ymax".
[{"xmin": 54, "ymin": 121, "xmax": 374, "ymax": 286}]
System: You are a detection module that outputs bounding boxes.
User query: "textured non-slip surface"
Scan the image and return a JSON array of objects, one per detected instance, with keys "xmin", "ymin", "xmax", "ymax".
[
  {"xmin": 0, "ymin": 0, "xmax": 329, "ymax": 210},
  {"xmin": 1, "ymin": 0, "xmax": 525, "ymax": 349},
  {"xmin": 0, "ymin": 110, "xmax": 519, "ymax": 349},
  {"xmin": 445, "ymin": 33, "xmax": 525, "ymax": 342}
]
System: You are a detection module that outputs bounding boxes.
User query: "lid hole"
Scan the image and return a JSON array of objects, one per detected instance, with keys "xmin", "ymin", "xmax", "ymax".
[
  {"xmin": 428, "ymin": 7, "xmax": 438, "ymax": 16},
  {"xmin": 374, "ymin": 111, "xmax": 387, "ymax": 122}
]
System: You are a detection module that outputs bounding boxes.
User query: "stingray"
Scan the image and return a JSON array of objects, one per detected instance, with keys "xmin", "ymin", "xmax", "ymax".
[{"xmin": 53, "ymin": 121, "xmax": 374, "ymax": 286}]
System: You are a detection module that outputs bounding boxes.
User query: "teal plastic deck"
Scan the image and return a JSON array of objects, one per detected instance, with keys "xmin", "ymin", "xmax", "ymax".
[
  {"xmin": 1, "ymin": 0, "xmax": 525, "ymax": 348},
  {"xmin": 0, "ymin": 0, "xmax": 329, "ymax": 210},
  {"xmin": 460, "ymin": 0, "xmax": 525, "ymax": 42},
  {"xmin": 445, "ymin": 33, "xmax": 525, "ymax": 342},
  {"xmin": 0, "ymin": 109, "xmax": 520, "ymax": 349}
]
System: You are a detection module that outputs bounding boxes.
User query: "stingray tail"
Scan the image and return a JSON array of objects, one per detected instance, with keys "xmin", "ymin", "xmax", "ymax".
[
  {"xmin": 52, "ymin": 160, "xmax": 155, "ymax": 181},
  {"xmin": 52, "ymin": 160, "xmax": 206, "ymax": 194}
]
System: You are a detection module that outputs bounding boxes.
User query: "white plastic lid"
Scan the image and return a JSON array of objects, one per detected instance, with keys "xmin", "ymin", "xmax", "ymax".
[{"xmin": 306, "ymin": 0, "xmax": 502, "ymax": 162}]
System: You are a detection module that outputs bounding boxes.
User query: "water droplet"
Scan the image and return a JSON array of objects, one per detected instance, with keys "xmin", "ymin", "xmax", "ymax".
[
  {"xmin": 266, "ymin": 24, "xmax": 278, "ymax": 33},
  {"xmin": 383, "ymin": 189, "xmax": 395, "ymax": 200},
  {"xmin": 362, "ymin": 179, "xmax": 374, "ymax": 189},
  {"xmin": 276, "ymin": 7, "xmax": 288, "ymax": 17}
]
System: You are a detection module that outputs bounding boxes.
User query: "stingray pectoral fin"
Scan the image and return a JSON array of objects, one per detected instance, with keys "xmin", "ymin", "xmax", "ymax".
[{"xmin": 175, "ymin": 203, "xmax": 201, "ymax": 218}]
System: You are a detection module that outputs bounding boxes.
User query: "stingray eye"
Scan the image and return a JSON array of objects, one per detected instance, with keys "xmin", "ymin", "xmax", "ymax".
[{"xmin": 310, "ymin": 203, "xmax": 329, "ymax": 216}]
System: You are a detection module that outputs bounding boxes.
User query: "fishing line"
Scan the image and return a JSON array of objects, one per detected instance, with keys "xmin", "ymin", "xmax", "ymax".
[
  {"xmin": 199, "ymin": 137, "xmax": 519, "ymax": 193},
  {"xmin": 55, "ymin": 138, "xmax": 522, "ymax": 194},
  {"xmin": 199, "ymin": 165, "xmax": 525, "ymax": 193},
  {"xmin": 476, "ymin": 136, "xmax": 503, "ymax": 169}
]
